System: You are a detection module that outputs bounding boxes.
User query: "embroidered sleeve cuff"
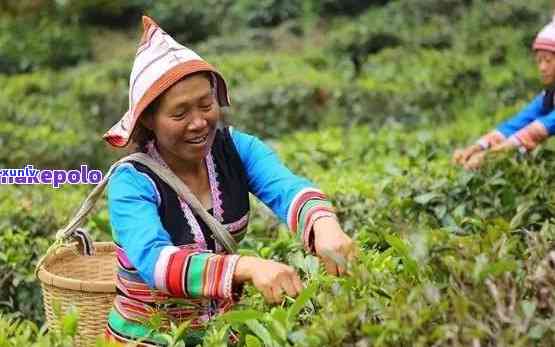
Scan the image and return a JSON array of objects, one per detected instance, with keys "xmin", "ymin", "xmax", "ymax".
[
  {"xmin": 287, "ymin": 188, "xmax": 336, "ymax": 253},
  {"xmin": 154, "ymin": 245, "xmax": 180, "ymax": 293},
  {"xmin": 477, "ymin": 130, "xmax": 506, "ymax": 150},
  {"xmin": 513, "ymin": 121, "xmax": 549, "ymax": 151},
  {"xmin": 186, "ymin": 253, "xmax": 241, "ymax": 300},
  {"xmin": 159, "ymin": 246, "xmax": 240, "ymax": 300},
  {"xmin": 164, "ymin": 247, "xmax": 197, "ymax": 297},
  {"xmin": 222, "ymin": 255, "xmax": 242, "ymax": 300}
]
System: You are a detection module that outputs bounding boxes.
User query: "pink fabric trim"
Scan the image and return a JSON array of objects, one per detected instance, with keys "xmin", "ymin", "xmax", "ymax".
[
  {"xmin": 146, "ymin": 141, "xmax": 167, "ymax": 167},
  {"xmin": 206, "ymin": 152, "xmax": 224, "ymax": 222},
  {"xmin": 154, "ymin": 246, "xmax": 180, "ymax": 292},
  {"xmin": 115, "ymin": 246, "xmax": 134, "ymax": 269},
  {"xmin": 286, "ymin": 188, "xmax": 327, "ymax": 231},
  {"xmin": 223, "ymin": 255, "xmax": 241, "ymax": 299},
  {"xmin": 114, "ymin": 296, "xmax": 156, "ymax": 323},
  {"xmin": 533, "ymin": 38, "xmax": 555, "ymax": 52},
  {"xmin": 224, "ymin": 212, "xmax": 249, "ymax": 234},
  {"xmin": 181, "ymin": 200, "xmax": 208, "ymax": 250}
]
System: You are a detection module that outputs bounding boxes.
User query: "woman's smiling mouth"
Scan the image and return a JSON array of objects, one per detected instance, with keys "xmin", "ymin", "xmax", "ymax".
[{"xmin": 185, "ymin": 134, "xmax": 208, "ymax": 144}]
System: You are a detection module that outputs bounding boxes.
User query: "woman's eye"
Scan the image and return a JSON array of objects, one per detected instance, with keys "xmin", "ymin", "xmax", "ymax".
[{"xmin": 172, "ymin": 112, "xmax": 187, "ymax": 119}]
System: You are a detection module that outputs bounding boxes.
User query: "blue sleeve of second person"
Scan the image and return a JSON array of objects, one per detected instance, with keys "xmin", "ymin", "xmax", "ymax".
[
  {"xmin": 537, "ymin": 109, "xmax": 555, "ymax": 135},
  {"xmin": 230, "ymin": 128, "xmax": 315, "ymax": 223},
  {"xmin": 497, "ymin": 94, "xmax": 544, "ymax": 137}
]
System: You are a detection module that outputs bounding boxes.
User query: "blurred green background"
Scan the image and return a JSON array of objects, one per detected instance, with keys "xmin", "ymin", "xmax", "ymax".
[{"xmin": 3, "ymin": 1, "xmax": 555, "ymax": 345}]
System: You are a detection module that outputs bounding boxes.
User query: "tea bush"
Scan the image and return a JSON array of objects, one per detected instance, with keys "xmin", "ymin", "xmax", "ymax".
[
  {"xmin": 146, "ymin": 0, "xmax": 231, "ymax": 43},
  {"xmin": 0, "ymin": 17, "xmax": 92, "ymax": 74},
  {"xmin": 229, "ymin": 0, "xmax": 304, "ymax": 28},
  {"xmin": 311, "ymin": 0, "xmax": 377, "ymax": 17}
]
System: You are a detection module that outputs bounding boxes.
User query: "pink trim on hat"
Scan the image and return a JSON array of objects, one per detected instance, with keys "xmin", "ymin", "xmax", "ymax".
[
  {"xmin": 533, "ymin": 19, "xmax": 555, "ymax": 52},
  {"xmin": 533, "ymin": 38, "xmax": 555, "ymax": 52}
]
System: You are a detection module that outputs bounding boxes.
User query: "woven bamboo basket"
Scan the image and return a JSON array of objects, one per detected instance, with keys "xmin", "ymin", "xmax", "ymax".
[{"xmin": 36, "ymin": 241, "xmax": 117, "ymax": 347}]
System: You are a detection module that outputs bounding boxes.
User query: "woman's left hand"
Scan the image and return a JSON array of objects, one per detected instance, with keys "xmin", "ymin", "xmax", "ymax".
[
  {"xmin": 463, "ymin": 150, "xmax": 488, "ymax": 170},
  {"xmin": 463, "ymin": 139, "xmax": 518, "ymax": 170},
  {"xmin": 312, "ymin": 216, "xmax": 355, "ymax": 276}
]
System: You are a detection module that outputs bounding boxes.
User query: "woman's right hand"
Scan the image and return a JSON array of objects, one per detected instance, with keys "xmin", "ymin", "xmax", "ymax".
[
  {"xmin": 234, "ymin": 256, "xmax": 303, "ymax": 304},
  {"xmin": 452, "ymin": 144, "xmax": 483, "ymax": 165}
]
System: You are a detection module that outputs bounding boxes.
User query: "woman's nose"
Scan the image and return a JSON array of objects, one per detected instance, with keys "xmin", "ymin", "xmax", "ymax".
[
  {"xmin": 540, "ymin": 61, "xmax": 549, "ymax": 73},
  {"xmin": 187, "ymin": 111, "xmax": 208, "ymax": 130}
]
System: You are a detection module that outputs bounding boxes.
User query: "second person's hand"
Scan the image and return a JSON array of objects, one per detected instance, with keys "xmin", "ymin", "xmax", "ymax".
[
  {"xmin": 463, "ymin": 150, "xmax": 488, "ymax": 170},
  {"xmin": 453, "ymin": 144, "xmax": 483, "ymax": 166}
]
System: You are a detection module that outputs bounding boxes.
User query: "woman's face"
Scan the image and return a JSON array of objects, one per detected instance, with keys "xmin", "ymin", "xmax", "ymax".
[
  {"xmin": 535, "ymin": 50, "xmax": 555, "ymax": 86},
  {"xmin": 143, "ymin": 73, "xmax": 220, "ymax": 166}
]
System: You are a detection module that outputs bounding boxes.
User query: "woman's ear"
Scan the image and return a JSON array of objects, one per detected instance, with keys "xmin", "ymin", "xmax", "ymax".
[{"xmin": 140, "ymin": 113, "xmax": 154, "ymax": 131}]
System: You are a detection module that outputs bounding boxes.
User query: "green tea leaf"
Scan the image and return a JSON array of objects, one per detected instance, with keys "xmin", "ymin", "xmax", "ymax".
[
  {"xmin": 219, "ymin": 310, "xmax": 264, "ymax": 324},
  {"xmin": 288, "ymin": 283, "xmax": 317, "ymax": 321},
  {"xmin": 245, "ymin": 334, "xmax": 263, "ymax": 347},
  {"xmin": 414, "ymin": 192, "xmax": 442, "ymax": 205},
  {"xmin": 245, "ymin": 319, "xmax": 278, "ymax": 347}
]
